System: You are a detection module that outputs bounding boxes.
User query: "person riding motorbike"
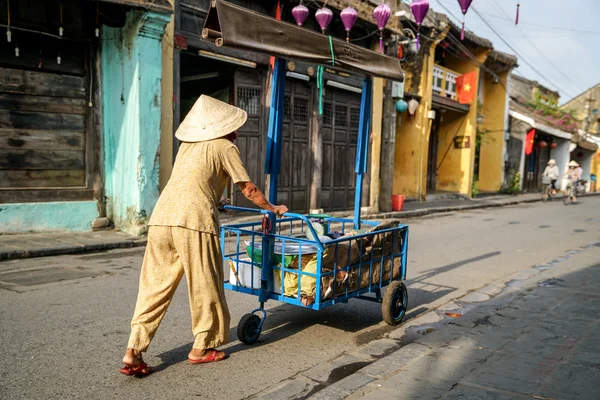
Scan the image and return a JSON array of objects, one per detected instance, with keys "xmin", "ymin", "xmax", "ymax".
[
  {"xmin": 563, "ymin": 161, "xmax": 580, "ymax": 202},
  {"xmin": 542, "ymin": 159, "xmax": 559, "ymax": 195}
]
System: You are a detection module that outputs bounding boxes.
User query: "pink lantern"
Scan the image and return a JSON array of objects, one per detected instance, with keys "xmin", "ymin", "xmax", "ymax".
[
  {"xmin": 341, "ymin": 7, "xmax": 358, "ymax": 42},
  {"xmin": 373, "ymin": 1, "xmax": 391, "ymax": 53},
  {"xmin": 457, "ymin": 0, "xmax": 473, "ymax": 40},
  {"xmin": 292, "ymin": 3, "xmax": 309, "ymax": 27},
  {"xmin": 315, "ymin": 6, "xmax": 333, "ymax": 34},
  {"xmin": 410, "ymin": 0, "xmax": 429, "ymax": 50}
]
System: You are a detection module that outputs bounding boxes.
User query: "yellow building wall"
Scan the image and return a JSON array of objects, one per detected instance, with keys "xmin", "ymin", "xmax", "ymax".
[
  {"xmin": 478, "ymin": 70, "xmax": 509, "ymax": 192},
  {"xmin": 392, "ymin": 29, "xmax": 448, "ymax": 200},
  {"xmin": 592, "ymin": 150, "xmax": 600, "ymax": 191},
  {"xmin": 159, "ymin": 1, "xmax": 174, "ymax": 191},
  {"xmin": 435, "ymin": 49, "xmax": 488, "ymax": 195},
  {"xmin": 369, "ymin": 77, "xmax": 384, "ymax": 212}
]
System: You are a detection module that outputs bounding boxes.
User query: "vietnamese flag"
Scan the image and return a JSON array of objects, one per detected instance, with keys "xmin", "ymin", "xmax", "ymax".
[
  {"xmin": 456, "ymin": 71, "xmax": 478, "ymax": 104},
  {"xmin": 525, "ymin": 128, "xmax": 536, "ymax": 155}
]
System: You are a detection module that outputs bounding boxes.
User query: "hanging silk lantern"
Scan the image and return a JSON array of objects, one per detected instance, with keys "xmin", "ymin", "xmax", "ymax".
[
  {"xmin": 315, "ymin": 6, "xmax": 333, "ymax": 34},
  {"xmin": 340, "ymin": 7, "xmax": 358, "ymax": 42},
  {"xmin": 410, "ymin": 0, "xmax": 429, "ymax": 51},
  {"xmin": 457, "ymin": 0, "xmax": 473, "ymax": 40},
  {"xmin": 292, "ymin": 3, "xmax": 309, "ymax": 27},
  {"xmin": 396, "ymin": 99, "xmax": 408, "ymax": 113},
  {"xmin": 6, "ymin": 0, "xmax": 11, "ymax": 43},
  {"xmin": 373, "ymin": 1, "xmax": 391, "ymax": 53},
  {"xmin": 408, "ymin": 99, "xmax": 419, "ymax": 115},
  {"xmin": 515, "ymin": 2, "xmax": 520, "ymax": 25}
]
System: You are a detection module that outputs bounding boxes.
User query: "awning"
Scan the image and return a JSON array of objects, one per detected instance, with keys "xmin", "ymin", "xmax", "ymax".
[
  {"xmin": 432, "ymin": 94, "xmax": 470, "ymax": 114},
  {"xmin": 509, "ymin": 110, "xmax": 572, "ymax": 140},
  {"xmin": 201, "ymin": 0, "xmax": 404, "ymax": 82}
]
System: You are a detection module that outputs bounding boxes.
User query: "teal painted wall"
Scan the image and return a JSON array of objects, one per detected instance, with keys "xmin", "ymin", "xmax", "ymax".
[
  {"xmin": 0, "ymin": 202, "xmax": 98, "ymax": 233},
  {"xmin": 101, "ymin": 11, "xmax": 169, "ymax": 235}
]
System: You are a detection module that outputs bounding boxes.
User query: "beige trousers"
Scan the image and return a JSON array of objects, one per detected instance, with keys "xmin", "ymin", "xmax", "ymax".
[{"xmin": 128, "ymin": 226, "xmax": 230, "ymax": 352}]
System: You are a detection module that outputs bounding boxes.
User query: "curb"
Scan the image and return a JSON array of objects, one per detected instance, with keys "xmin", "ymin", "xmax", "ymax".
[
  {"xmin": 0, "ymin": 238, "xmax": 147, "ymax": 262},
  {"xmin": 2, "ymin": 193, "xmax": 598, "ymax": 262},
  {"xmin": 246, "ymin": 239, "xmax": 600, "ymax": 400}
]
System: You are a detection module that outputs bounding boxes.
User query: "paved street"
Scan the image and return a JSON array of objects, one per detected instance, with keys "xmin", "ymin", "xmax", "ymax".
[{"xmin": 1, "ymin": 197, "xmax": 599, "ymax": 399}]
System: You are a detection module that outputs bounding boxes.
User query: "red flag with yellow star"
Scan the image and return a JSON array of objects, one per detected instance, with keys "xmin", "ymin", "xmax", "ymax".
[
  {"xmin": 525, "ymin": 128, "xmax": 536, "ymax": 155},
  {"xmin": 456, "ymin": 71, "xmax": 478, "ymax": 104}
]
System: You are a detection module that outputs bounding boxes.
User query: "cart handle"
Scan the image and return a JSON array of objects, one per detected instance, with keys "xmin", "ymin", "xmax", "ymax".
[
  {"xmin": 282, "ymin": 212, "xmax": 325, "ymax": 251},
  {"xmin": 223, "ymin": 206, "xmax": 325, "ymax": 251},
  {"xmin": 223, "ymin": 205, "xmax": 270, "ymax": 215}
]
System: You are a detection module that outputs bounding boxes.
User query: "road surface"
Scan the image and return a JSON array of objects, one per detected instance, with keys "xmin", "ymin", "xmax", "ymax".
[{"xmin": 0, "ymin": 197, "xmax": 598, "ymax": 399}]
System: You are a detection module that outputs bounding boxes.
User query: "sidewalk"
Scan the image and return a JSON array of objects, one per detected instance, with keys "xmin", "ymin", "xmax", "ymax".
[
  {"xmin": 0, "ymin": 192, "xmax": 597, "ymax": 262},
  {"xmin": 297, "ymin": 242, "xmax": 600, "ymax": 400}
]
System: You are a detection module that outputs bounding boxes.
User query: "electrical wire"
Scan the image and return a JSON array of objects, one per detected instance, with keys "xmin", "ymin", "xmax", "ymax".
[
  {"xmin": 488, "ymin": 0, "xmax": 583, "ymax": 96},
  {"xmin": 432, "ymin": 0, "xmax": 575, "ymax": 99},
  {"xmin": 470, "ymin": 5, "xmax": 578, "ymax": 100}
]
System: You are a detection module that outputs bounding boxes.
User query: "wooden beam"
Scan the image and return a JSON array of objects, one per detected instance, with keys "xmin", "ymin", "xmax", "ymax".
[
  {"xmin": 309, "ymin": 87, "xmax": 323, "ymax": 211},
  {"xmin": 378, "ymin": 39, "xmax": 399, "ymax": 212},
  {"xmin": 0, "ymin": 188, "xmax": 94, "ymax": 203}
]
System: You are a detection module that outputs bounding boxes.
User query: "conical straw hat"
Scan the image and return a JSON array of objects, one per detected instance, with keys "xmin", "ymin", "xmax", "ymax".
[
  {"xmin": 568, "ymin": 160, "xmax": 579, "ymax": 167},
  {"xmin": 175, "ymin": 95, "xmax": 248, "ymax": 142}
]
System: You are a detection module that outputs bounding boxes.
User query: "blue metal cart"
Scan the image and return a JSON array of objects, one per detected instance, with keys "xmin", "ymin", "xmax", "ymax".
[{"xmin": 221, "ymin": 58, "xmax": 409, "ymax": 345}]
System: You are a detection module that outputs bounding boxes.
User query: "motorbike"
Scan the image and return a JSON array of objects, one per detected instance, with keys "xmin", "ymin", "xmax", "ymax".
[
  {"xmin": 563, "ymin": 178, "xmax": 587, "ymax": 205},
  {"xmin": 541, "ymin": 176, "xmax": 556, "ymax": 203}
]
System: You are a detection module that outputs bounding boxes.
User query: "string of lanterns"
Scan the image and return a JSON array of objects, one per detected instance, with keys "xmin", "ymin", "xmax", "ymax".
[
  {"xmin": 292, "ymin": 1, "xmax": 391, "ymax": 53},
  {"xmin": 4, "ymin": 0, "xmax": 100, "ymax": 68}
]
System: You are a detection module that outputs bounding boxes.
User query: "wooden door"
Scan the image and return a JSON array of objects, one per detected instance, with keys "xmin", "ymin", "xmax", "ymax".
[
  {"xmin": 321, "ymin": 87, "xmax": 361, "ymax": 211},
  {"xmin": 0, "ymin": 67, "xmax": 93, "ymax": 203},
  {"xmin": 232, "ymin": 68, "xmax": 265, "ymax": 207},
  {"xmin": 278, "ymin": 79, "xmax": 312, "ymax": 212},
  {"xmin": 427, "ymin": 113, "xmax": 441, "ymax": 192}
]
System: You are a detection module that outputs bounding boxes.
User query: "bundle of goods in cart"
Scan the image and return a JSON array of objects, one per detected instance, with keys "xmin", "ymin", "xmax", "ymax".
[{"xmin": 232, "ymin": 220, "xmax": 403, "ymax": 307}]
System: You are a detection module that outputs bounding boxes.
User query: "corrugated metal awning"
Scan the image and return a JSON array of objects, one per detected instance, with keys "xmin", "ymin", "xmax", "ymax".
[{"xmin": 509, "ymin": 110, "xmax": 573, "ymax": 140}]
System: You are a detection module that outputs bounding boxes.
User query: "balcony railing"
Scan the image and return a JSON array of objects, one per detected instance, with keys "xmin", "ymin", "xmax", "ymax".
[{"xmin": 433, "ymin": 64, "xmax": 459, "ymax": 101}]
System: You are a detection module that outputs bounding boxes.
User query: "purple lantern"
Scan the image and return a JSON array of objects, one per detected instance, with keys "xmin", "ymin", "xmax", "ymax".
[
  {"xmin": 457, "ymin": 0, "xmax": 473, "ymax": 40},
  {"xmin": 410, "ymin": 0, "xmax": 429, "ymax": 50},
  {"xmin": 373, "ymin": 1, "xmax": 391, "ymax": 53},
  {"xmin": 315, "ymin": 7, "xmax": 333, "ymax": 34},
  {"xmin": 292, "ymin": 3, "xmax": 309, "ymax": 27},
  {"xmin": 341, "ymin": 7, "xmax": 358, "ymax": 42},
  {"xmin": 515, "ymin": 2, "xmax": 520, "ymax": 25}
]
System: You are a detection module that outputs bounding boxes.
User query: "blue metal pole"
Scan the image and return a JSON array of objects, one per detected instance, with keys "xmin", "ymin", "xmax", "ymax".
[
  {"xmin": 266, "ymin": 58, "xmax": 287, "ymax": 205},
  {"xmin": 260, "ymin": 58, "xmax": 287, "ymax": 303},
  {"xmin": 353, "ymin": 78, "xmax": 373, "ymax": 230}
]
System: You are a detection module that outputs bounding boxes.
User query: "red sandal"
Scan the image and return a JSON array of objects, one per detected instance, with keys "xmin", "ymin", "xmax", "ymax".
[
  {"xmin": 188, "ymin": 349, "xmax": 228, "ymax": 364},
  {"xmin": 120, "ymin": 362, "xmax": 153, "ymax": 377}
]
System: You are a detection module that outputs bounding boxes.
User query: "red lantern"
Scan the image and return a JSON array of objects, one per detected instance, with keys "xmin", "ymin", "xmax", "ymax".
[
  {"xmin": 549, "ymin": 142, "xmax": 558, "ymax": 149},
  {"xmin": 538, "ymin": 140, "xmax": 548, "ymax": 148}
]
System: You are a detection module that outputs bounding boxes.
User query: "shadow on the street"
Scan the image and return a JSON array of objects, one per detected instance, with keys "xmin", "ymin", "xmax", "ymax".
[
  {"xmin": 372, "ymin": 261, "xmax": 600, "ymax": 400},
  {"xmin": 154, "ymin": 252, "xmax": 500, "ymax": 371},
  {"xmin": 411, "ymin": 252, "xmax": 501, "ymax": 283}
]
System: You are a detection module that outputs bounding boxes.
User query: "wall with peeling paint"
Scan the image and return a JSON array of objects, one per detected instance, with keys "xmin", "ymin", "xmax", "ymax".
[
  {"xmin": 102, "ymin": 10, "xmax": 169, "ymax": 235},
  {"xmin": 0, "ymin": 202, "xmax": 98, "ymax": 233}
]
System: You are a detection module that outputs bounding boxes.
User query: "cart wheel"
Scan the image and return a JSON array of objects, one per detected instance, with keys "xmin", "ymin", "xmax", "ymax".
[
  {"xmin": 382, "ymin": 281, "xmax": 408, "ymax": 326},
  {"xmin": 237, "ymin": 313, "xmax": 262, "ymax": 345}
]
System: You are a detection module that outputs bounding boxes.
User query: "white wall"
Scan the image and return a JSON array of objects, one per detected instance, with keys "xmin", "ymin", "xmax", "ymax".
[
  {"xmin": 577, "ymin": 151, "xmax": 594, "ymax": 192},
  {"xmin": 551, "ymin": 139, "xmax": 571, "ymax": 190}
]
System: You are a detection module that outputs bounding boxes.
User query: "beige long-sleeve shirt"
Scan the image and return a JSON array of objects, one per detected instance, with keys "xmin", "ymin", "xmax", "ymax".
[{"xmin": 149, "ymin": 138, "xmax": 251, "ymax": 234}]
